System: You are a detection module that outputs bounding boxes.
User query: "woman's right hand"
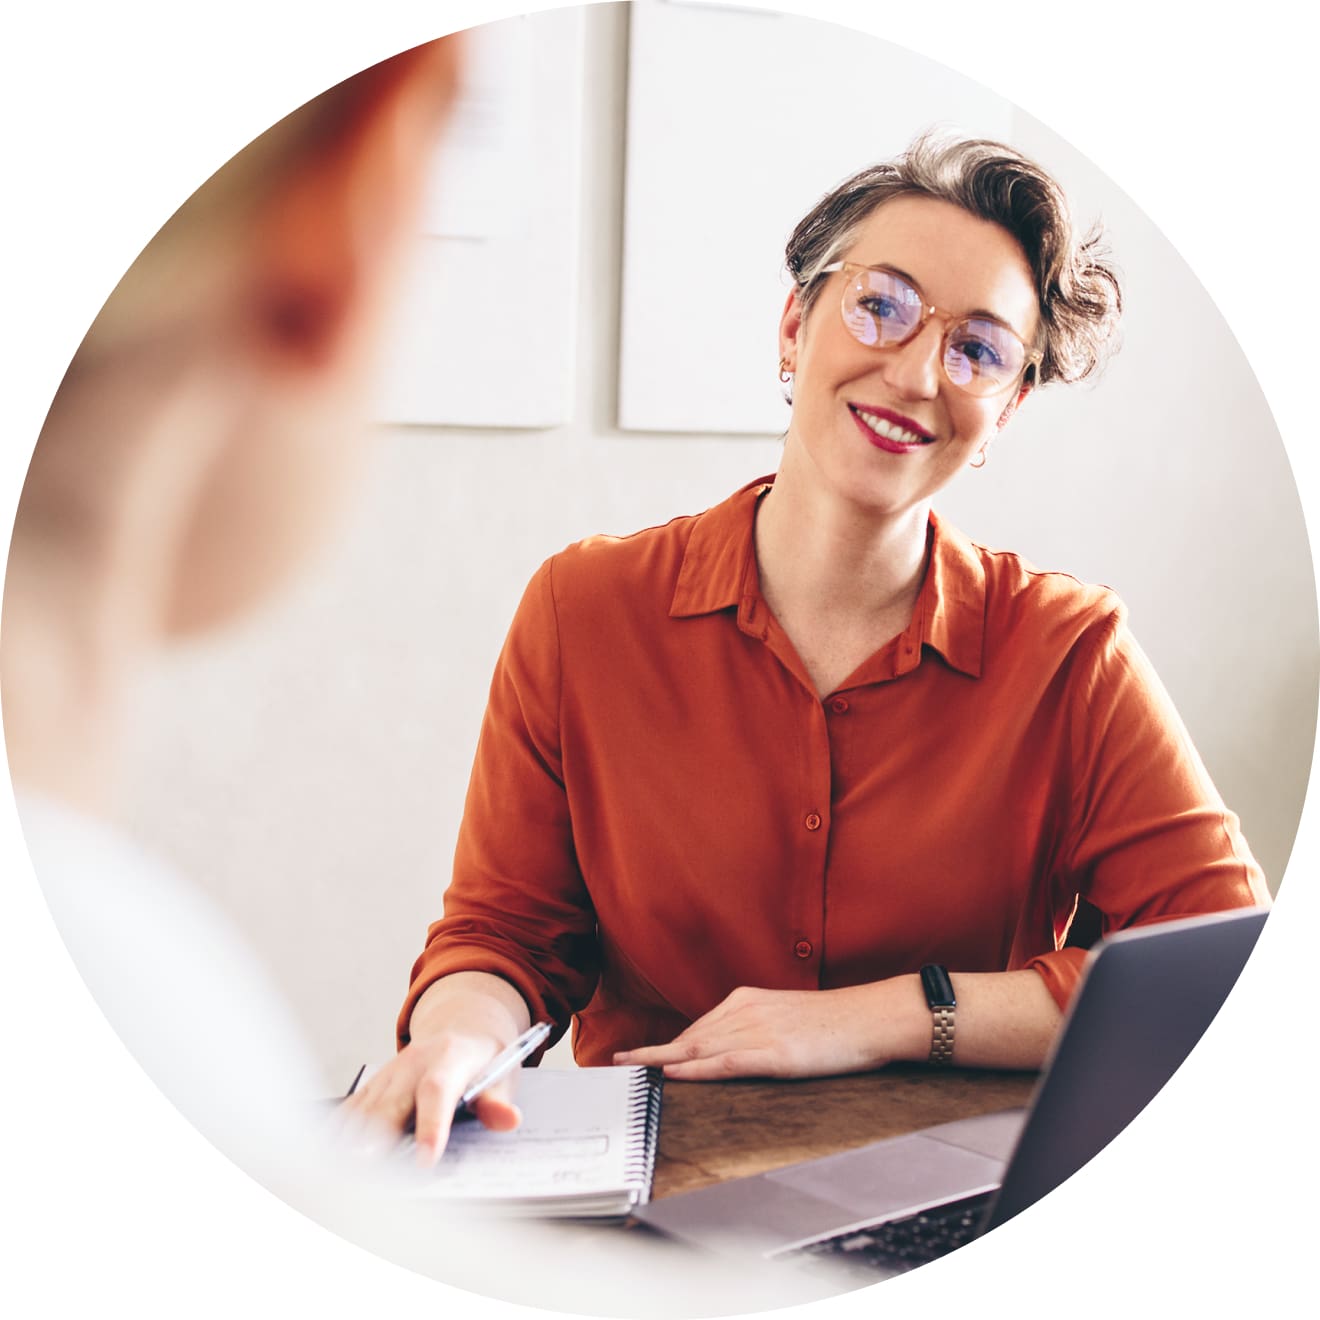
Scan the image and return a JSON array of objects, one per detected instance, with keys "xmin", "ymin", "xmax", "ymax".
[{"xmin": 341, "ymin": 971, "xmax": 533, "ymax": 1166}]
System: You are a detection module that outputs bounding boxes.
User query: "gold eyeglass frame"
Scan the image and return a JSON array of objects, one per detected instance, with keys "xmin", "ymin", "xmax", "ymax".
[{"xmin": 819, "ymin": 260, "xmax": 1042, "ymax": 395}]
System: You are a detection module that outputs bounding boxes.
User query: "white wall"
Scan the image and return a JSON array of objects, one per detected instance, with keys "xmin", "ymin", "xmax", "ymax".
[{"xmin": 118, "ymin": 2, "xmax": 1315, "ymax": 1090}]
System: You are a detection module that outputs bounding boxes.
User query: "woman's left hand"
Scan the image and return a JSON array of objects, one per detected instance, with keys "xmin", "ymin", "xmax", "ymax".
[{"xmin": 612, "ymin": 982, "xmax": 922, "ymax": 1080}]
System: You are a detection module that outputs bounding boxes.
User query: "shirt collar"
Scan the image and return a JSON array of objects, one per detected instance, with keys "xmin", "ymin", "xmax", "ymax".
[
  {"xmin": 669, "ymin": 477, "xmax": 770, "ymax": 619},
  {"xmin": 919, "ymin": 511, "xmax": 986, "ymax": 678},
  {"xmin": 669, "ymin": 476, "xmax": 986, "ymax": 679}
]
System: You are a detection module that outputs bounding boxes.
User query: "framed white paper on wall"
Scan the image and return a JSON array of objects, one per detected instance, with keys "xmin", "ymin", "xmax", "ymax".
[
  {"xmin": 617, "ymin": 0, "xmax": 1013, "ymax": 434},
  {"xmin": 373, "ymin": 7, "xmax": 585, "ymax": 429}
]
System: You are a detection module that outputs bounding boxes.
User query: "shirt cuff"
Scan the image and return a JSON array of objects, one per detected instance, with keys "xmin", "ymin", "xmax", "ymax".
[{"xmin": 1021, "ymin": 947, "xmax": 1090, "ymax": 1015}]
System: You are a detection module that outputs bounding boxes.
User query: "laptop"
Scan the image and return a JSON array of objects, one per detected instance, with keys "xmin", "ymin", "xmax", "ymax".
[{"xmin": 634, "ymin": 907, "xmax": 1267, "ymax": 1281}]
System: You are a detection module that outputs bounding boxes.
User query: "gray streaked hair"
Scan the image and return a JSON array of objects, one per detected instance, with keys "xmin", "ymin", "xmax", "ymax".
[{"xmin": 785, "ymin": 132, "xmax": 1123, "ymax": 388}]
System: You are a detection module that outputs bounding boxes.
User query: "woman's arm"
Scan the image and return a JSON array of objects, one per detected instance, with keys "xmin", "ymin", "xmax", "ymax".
[
  {"xmin": 397, "ymin": 559, "xmax": 600, "ymax": 1052},
  {"xmin": 614, "ymin": 969, "xmax": 1061, "ymax": 1078},
  {"xmin": 365, "ymin": 559, "xmax": 600, "ymax": 1161}
]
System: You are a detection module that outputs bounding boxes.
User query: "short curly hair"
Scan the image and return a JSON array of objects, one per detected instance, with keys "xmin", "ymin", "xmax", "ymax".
[{"xmin": 785, "ymin": 132, "xmax": 1123, "ymax": 388}]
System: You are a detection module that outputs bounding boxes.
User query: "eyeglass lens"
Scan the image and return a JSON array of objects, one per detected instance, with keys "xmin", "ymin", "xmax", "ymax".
[{"xmin": 841, "ymin": 268, "xmax": 1026, "ymax": 395}]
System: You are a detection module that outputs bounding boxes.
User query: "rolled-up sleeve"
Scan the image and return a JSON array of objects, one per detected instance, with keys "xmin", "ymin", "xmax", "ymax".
[
  {"xmin": 396, "ymin": 557, "xmax": 600, "ymax": 1051},
  {"xmin": 1023, "ymin": 607, "xmax": 1269, "ymax": 1010}
]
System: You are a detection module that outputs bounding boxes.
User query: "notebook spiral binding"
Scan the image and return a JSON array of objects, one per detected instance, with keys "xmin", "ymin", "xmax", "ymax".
[{"xmin": 622, "ymin": 1066, "xmax": 665, "ymax": 1205}]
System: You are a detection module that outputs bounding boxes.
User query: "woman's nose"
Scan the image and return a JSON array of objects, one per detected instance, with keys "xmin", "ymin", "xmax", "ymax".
[{"xmin": 878, "ymin": 321, "xmax": 944, "ymax": 399}]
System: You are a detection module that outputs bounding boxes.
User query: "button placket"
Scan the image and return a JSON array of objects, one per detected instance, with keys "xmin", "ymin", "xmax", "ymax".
[{"xmin": 793, "ymin": 690, "xmax": 832, "ymax": 987}]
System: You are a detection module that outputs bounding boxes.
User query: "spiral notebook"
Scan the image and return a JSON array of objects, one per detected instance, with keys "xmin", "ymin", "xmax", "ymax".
[{"xmin": 373, "ymin": 1064, "xmax": 663, "ymax": 1219}]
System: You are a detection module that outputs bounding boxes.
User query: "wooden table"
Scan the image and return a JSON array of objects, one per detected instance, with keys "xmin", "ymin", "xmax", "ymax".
[
  {"xmin": 429, "ymin": 1067, "xmax": 1042, "ymax": 1316},
  {"xmin": 651, "ymin": 1064, "xmax": 1038, "ymax": 1199}
]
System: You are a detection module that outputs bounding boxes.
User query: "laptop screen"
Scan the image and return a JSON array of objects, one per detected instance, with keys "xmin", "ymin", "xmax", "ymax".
[{"xmin": 983, "ymin": 908, "xmax": 1267, "ymax": 1231}]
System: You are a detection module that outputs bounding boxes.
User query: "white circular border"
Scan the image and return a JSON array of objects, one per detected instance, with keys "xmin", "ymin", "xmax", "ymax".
[{"xmin": 2, "ymin": 2, "xmax": 1312, "ymax": 1316}]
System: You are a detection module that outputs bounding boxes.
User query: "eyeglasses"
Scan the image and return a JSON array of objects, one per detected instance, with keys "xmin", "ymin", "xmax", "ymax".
[{"xmin": 819, "ymin": 261, "xmax": 1041, "ymax": 397}]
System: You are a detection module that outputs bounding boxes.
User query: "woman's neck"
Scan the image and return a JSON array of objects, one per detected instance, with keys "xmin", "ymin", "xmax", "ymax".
[
  {"xmin": 754, "ymin": 464, "xmax": 931, "ymax": 627},
  {"xmin": 750, "ymin": 457, "xmax": 933, "ymax": 698}
]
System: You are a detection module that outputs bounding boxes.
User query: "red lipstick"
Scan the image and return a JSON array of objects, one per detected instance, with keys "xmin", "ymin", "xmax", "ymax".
[{"xmin": 848, "ymin": 404, "xmax": 935, "ymax": 454}]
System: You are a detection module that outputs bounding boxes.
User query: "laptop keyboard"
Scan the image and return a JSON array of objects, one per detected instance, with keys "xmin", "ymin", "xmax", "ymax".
[{"xmin": 788, "ymin": 1192, "xmax": 993, "ymax": 1279}]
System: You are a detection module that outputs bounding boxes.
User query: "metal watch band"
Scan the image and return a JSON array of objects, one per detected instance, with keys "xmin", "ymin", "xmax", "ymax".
[
  {"xmin": 919, "ymin": 963, "xmax": 957, "ymax": 1066},
  {"xmin": 928, "ymin": 1005, "xmax": 956, "ymax": 1065}
]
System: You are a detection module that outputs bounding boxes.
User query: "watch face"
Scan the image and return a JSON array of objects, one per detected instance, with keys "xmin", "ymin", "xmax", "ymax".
[{"xmin": 921, "ymin": 963, "xmax": 957, "ymax": 1008}]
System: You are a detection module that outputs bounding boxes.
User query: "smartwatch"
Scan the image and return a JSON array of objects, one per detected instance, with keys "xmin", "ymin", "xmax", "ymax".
[{"xmin": 920, "ymin": 964, "xmax": 957, "ymax": 1065}]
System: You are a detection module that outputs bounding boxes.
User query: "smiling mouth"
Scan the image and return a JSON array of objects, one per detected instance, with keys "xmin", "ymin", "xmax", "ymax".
[{"xmin": 848, "ymin": 405, "xmax": 935, "ymax": 449}]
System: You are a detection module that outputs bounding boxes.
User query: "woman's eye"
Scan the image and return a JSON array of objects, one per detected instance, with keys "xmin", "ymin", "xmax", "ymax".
[
  {"xmin": 952, "ymin": 337, "xmax": 1006, "ymax": 372},
  {"xmin": 860, "ymin": 296, "xmax": 902, "ymax": 321}
]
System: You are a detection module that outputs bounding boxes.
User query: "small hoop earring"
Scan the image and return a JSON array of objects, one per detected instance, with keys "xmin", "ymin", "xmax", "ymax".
[
  {"xmin": 779, "ymin": 357, "xmax": 794, "ymax": 405},
  {"xmin": 970, "ymin": 448, "xmax": 988, "ymax": 470}
]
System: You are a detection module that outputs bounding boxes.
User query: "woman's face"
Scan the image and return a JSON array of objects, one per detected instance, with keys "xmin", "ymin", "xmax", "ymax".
[{"xmin": 779, "ymin": 194, "xmax": 1040, "ymax": 520}]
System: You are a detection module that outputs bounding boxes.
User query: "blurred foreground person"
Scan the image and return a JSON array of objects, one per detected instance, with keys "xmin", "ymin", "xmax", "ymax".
[
  {"xmin": 1, "ymin": 41, "xmax": 463, "ymax": 1188},
  {"xmin": 0, "ymin": 34, "xmax": 828, "ymax": 1319}
]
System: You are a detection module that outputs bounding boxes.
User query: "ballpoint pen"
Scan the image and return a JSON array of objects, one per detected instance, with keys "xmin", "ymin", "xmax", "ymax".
[{"xmin": 457, "ymin": 1020, "xmax": 553, "ymax": 1113}]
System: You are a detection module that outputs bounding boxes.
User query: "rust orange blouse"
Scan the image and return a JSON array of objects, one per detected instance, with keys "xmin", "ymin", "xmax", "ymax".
[{"xmin": 399, "ymin": 478, "xmax": 1267, "ymax": 1064}]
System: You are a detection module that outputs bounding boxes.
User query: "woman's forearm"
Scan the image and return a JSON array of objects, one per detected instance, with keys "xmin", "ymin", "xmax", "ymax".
[
  {"xmin": 615, "ymin": 969, "xmax": 1064, "ymax": 1079},
  {"xmin": 867, "ymin": 969, "xmax": 1063, "ymax": 1071}
]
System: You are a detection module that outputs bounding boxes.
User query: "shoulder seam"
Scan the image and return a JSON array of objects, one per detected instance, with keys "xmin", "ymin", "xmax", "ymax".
[
  {"xmin": 970, "ymin": 540, "xmax": 1119, "ymax": 597},
  {"xmin": 571, "ymin": 508, "xmax": 704, "ymax": 554}
]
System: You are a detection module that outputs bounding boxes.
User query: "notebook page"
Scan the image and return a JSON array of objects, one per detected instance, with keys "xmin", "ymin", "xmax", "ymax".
[{"xmin": 415, "ymin": 1065, "xmax": 643, "ymax": 1201}]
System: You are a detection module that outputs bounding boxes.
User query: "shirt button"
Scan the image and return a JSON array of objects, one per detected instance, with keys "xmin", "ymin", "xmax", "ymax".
[
  {"xmin": 829, "ymin": 697, "xmax": 849, "ymax": 714},
  {"xmin": 804, "ymin": 812, "xmax": 822, "ymax": 831},
  {"xmin": 794, "ymin": 940, "xmax": 813, "ymax": 959}
]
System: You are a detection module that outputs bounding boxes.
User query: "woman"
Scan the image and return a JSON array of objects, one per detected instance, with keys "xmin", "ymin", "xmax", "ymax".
[{"xmin": 349, "ymin": 134, "xmax": 1267, "ymax": 1162}]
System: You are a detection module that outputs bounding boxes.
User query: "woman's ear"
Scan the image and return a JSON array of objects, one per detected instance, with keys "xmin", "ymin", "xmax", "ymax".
[
  {"xmin": 778, "ymin": 288, "xmax": 804, "ymax": 373},
  {"xmin": 996, "ymin": 379, "xmax": 1033, "ymax": 431},
  {"xmin": 246, "ymin": 39, "xmax": 463, "ymax": 371}
]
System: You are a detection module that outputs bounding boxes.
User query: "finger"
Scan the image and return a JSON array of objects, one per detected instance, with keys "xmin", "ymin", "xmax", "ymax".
[
  {"xmin": 345, "ymin": 1060, "xmax": 397, "ymax": 1113},
  {"xmin": 612, "ymin": 989, "xmax": 767, "ymax": 1067},
  {"xmin": 659, "ymin": 1048, "xmax": 777, "ymax": 1081},
  {"xmin": 358, "ymin": 1065, "xmax": 425, "ymax": 1136},
  {"xmin": 412, "ymin": 1067, "xmax": 467, "ymax": 1167},
  {"xmin": 467, "ymin": 1069, "xmax": 521, "ymax": 1131},
  {"xmin": 470, "ymin": 1094, "xmax": 521, "ymax": 1132},
  {"xmin": 614, "ymin": 1045, "xmax": 679, "ymax": 1066},
  {"xmin": 617, "ymin": 1023, "xmax": 756, "ymax": 1065},
  {"xmin": 343, "ymin": 1071, "xmax": 392, "ymax": 1128},
  {"xmin": 328, "ymin": 1079, "xmax": 411, "ymax": 1162},
  {"xmin": 332, "ymin": 1106, "xmax": 402, "ymax": 1163},
  {"xmin": 340, "ymin": 1068, "xmax": 380, "ymax": 1115}
]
